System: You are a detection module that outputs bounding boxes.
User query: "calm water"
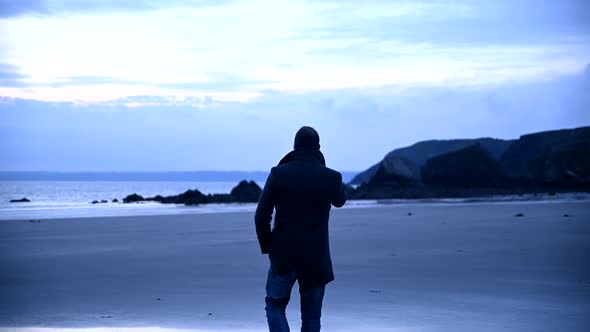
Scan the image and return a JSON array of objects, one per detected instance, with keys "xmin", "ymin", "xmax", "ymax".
[
  {"xmin": 2, "ymin": 181, "xmax": 589, "ymax": 220},
  {"xmin": 0, "ymin": 181, "xmax": 260, "ymax": 220}
]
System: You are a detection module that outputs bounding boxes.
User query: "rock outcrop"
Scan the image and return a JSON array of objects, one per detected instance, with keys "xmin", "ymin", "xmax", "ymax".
[
  {"xmin": 9, "ymin": 197, "xmax": 31, "ymax": 203},
  {"xmin": 123, "ymin": 193, "xmax": 144, "ymax": 203},
  {"xmin": 122, "ymin": 180, "xmax": 262, "ymax": 206},
  {"xmin": 230, "ymin": 180, "xmax": 262, "ymax": 202},
  {"xmin": 351, "ymin": 138, "xmax": 513, "ymax": 185},
  {"xmin": 369, "ymin": 156, "xmax": 420, "ymax": 185},
  {"xmin": 525, "ymin": 141, "xmax": 590, "ymax": 186},
  {"xmin": 348, "ymin": 126, "xmax": 590, "ymax": 198},
  {"xmin": 500, "ymin": 126, "xmax": 590, "ymax": 185},
  {"xmin": 151, "ymin": 189, "xmax": 208, "ymax": 206},
  {"xmin": 421, "ymin": 144, "xmax": 507, "ymax": 187}
]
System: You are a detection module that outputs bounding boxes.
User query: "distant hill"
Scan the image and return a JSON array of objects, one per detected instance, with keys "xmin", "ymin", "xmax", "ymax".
[
  {"xmin": 349, "ymin": 126, "xmax": 590, "ymax": 198},
  {"xmin": 421, "ymin": 144, "xmax": 507, "ymax": 187},
  {"xmin": 351, "ymin": 138, "xmax": 513, "ymax": 185},
  {"xmin": 500, "ymin": 126, "xmax": 590, "ymax": 182}
]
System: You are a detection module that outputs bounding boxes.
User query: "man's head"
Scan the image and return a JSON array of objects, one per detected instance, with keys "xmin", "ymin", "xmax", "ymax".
[{"xmin": 294, "ymin": 126, "xmax": 320, "ymax": 151}]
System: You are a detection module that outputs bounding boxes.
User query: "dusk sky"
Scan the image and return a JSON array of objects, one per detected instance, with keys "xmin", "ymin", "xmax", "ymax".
[{"xmin": 1, "ymin": 0, "xmax": 589, "ymax": 171}]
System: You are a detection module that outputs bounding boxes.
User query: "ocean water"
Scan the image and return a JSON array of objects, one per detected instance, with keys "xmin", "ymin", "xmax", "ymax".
[
  {"xmin": 0, "ymin": 180, "xmax": 259, "ymax": 220},
  {"xmin": 2, "ymin": 181, "xmax": 589, "ymax": 221}
]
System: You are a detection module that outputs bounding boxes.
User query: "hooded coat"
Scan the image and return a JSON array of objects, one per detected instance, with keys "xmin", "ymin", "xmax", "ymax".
[{"xmin": 255, "ymin": 149, "xmax": 347, "ymax": 287}]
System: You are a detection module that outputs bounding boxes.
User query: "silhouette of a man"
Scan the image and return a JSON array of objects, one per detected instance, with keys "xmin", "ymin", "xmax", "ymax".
[{"xmin": 255, "ymin": 126, "xmax": 347, "ymax": 332}]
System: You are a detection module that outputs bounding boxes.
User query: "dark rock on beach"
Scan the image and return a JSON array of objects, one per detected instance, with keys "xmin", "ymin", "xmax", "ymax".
[
  {"xmin": 10, "ymin": 197, "xmax": 31, "ymax": 203},
  {"xmin": 123, "ymin": 193, "xmax": 145, "ymax": 203},
  {"xmin": 151, "ymin": 189, "xmax": 208, "ymax": 205},
  {"xmin": 122, "ymin": 180, "xmax": 262, "ymax": 206},
  {"xmin": 230, "ymin": 180, "xmax": 262, "ymax": 202},
  {"xmin": 91, "ymin": 200, "xmax": 110, "ymax": 204}
]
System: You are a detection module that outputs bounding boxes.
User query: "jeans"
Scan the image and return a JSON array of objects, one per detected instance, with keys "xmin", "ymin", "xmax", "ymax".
[{"xmin": 265, "ymin": 262, "xmax": 325, "ymax": 332}]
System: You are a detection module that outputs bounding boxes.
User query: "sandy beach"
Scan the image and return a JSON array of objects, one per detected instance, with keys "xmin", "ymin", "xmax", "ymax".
[{"xmin": 1, "ymin": 201, "xmax": 589, "ymax": 332}]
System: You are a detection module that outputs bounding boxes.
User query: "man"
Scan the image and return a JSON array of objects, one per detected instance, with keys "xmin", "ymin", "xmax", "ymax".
[{"xmin": 255, "ymin": 126, "xmax": 347, "ymax": 332}]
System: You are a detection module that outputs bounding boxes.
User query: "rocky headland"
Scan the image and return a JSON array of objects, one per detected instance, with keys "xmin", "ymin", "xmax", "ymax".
[{"xmin": 349, "ymin": 126, "xmax": 590, "ymax": 199}]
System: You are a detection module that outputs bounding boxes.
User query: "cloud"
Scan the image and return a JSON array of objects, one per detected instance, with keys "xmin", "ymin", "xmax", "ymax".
[
  {"xmin": 0, "ymin": 0, "xmax": 588, "ymax": 104},
  {"xmin": 0, "ymin": 63, "xmax": 29, "ymax": 87},
  {"xmin": 0, "ymin": 71, "xmax": 270, "ymax": 92},
  {"xmin": 1, "ymin": 67, "xmax": 588, "ymax": 171},
  {"xmin": 296, "ymin": 0, "xmax": 590, "ymax": 45}
]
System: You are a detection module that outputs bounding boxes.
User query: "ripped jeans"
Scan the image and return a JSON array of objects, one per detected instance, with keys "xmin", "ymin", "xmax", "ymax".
[{"xmin": 265, "ymin": 259, "xmax": 325, "ymax": 332}]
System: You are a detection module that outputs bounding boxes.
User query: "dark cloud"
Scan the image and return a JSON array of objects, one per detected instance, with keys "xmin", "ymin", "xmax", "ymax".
[{"xmin": 0, "ymin": 63, "xmax": 28, "ymax": 87}]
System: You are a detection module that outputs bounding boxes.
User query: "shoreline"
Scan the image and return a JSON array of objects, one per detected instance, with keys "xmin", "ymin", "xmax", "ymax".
[{"xmin": 2, "ymin": 192, "xmax": 590, "ymax": 221}]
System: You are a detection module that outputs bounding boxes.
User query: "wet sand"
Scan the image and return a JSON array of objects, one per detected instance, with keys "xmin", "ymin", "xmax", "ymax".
[{"xmin": 1, "ymin": 201, "xmax": 589, "ymax": 331}]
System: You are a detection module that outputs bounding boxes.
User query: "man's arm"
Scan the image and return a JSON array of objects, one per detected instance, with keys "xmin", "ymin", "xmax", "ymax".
[
  {"xmin": 255, "ymin": 168, "xmax": 276, "ymax": 254},
  {"xmin": 331, "ymin": 172, "xmax": 347, "ymax": 208}
]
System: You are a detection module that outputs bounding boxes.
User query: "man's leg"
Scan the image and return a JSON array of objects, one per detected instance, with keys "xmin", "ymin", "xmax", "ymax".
[
  {"xmin": 265, "ymin": 267, "xmax": 297, "ymax": 332},
  {"xmin": 299, "ymin": 284, "xmax": 325, "ymax": 332}
]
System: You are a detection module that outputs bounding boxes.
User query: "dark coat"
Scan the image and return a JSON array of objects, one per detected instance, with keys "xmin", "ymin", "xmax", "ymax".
[{"xmin": 255, "ymin": 149, "xmax": 347, "ymax": 287}]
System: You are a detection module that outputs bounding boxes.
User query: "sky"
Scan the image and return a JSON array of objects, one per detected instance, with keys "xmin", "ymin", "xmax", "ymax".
[{"xmin": 0, "ymin": 0, "xmax": 589, "ymax": 172}]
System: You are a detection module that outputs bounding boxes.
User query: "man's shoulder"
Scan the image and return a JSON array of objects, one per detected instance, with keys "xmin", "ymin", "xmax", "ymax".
[
  {"xmin": 323, "ymin": 166, "xmax": 341, "ymax": 176},
  {"xmin": 322, "ymin": 166, "xmax": 342, "ymax": 181}
]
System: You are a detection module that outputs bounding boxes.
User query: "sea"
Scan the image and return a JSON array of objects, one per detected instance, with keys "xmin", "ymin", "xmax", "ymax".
[
  {"xmin": 1, "ymin": 172, "xmax": 589, "ymax": 220},
  {"xmin": 0, "ymin": 180, "xmax": 262, "ymax": 220},
  {"xmin": 0, "ymin": 171, "xmax": 358, "ymax": 220}
]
